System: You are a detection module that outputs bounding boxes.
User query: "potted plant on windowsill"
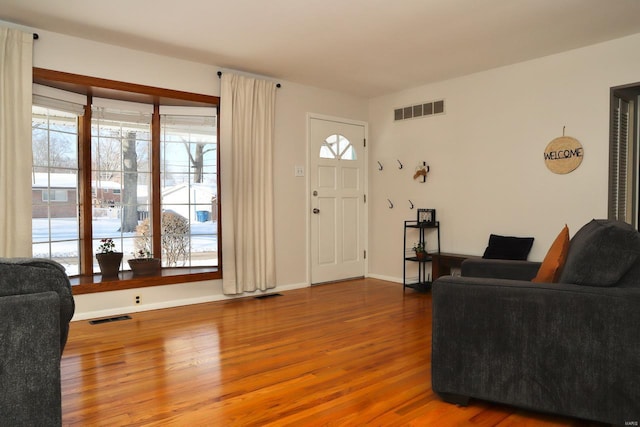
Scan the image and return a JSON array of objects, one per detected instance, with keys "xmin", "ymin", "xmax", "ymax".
[
  {"xmin": 413, "ymin": 242, "xmax": 428, "ymax": 261},
  {"xmin": 96, "ymin": 238, "xmax": 123, "ymax": 278},
  {"xmin": 128, "ymin": 249, "xmax": 162, "ymax": 276}
]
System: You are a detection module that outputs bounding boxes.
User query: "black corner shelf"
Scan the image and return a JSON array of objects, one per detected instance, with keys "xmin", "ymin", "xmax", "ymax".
[
  {"xmin": 403, "ymin": 220, "xmax": 440, "ymax": 292},
  {"xmin": 404, "ymin": 281, "xmax": 432, "ymax": 293},
  {"xmin": 404, "ymin": 255, "xmax": 433, "ymax": 263},
  {"xmin": 404, "ymin": 222, "xmax": 439, "ymax": 229}
]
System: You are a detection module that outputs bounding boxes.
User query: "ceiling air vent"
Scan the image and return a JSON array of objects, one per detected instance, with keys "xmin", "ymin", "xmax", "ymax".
[{"xmin": 394, "ymin": 99, "xmax": 445, "ymax": 121}]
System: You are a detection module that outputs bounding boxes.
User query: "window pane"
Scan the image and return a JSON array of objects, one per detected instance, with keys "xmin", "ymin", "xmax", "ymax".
[
  {"xmin": 320, "ymin": 134, "xmax": 338, "ymax": 159},
  {"xmin": 92, "ymin": 110, "xmax": 152, "ymax": 272},
  {"xmin": 31, "ymin": 106, "xmax": 80, "ymax": 275},
  {"xmin": 319, "ymin": 134, "xmax": 356, "ymax": 160},
  {"xmin": 320, "ymin": 145, "xmax": 336, "ymax": 159},
  {"xmin": 161, "ymin": 113, "xmax": 218, "ymax": 267},
  {"xmin": 337, "ymin": 134, "xmax": 356, "ymax": 160},
  {"xmin": 341, "ymin": 145, "xmax": 356, "ymax": 160}
]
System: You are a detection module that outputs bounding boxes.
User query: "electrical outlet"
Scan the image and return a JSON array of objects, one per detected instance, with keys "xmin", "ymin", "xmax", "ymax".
[{"xmin": 135, "ymin": 295, "xmax": 141, "ymax": 304}]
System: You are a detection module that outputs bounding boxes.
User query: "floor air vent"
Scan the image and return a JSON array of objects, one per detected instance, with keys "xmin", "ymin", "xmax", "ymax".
[
  {"xmin": 254, "ymin": 293, "xmax": 283, "ymax": 299},
  {"xmin": 89, "ymin": 315, "xmax": 132, "ymax": 325}
]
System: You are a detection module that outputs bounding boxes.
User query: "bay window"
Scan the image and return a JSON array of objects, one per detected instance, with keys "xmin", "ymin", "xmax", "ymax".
[{"xmin": 32, "ymin": 68, "xmax": 221, "ymax": 294}]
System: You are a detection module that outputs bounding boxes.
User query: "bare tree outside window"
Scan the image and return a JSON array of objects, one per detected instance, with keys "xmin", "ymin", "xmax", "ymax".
[
  {"xmin": 32, "ymin": 123, "xmax": 77, "ymax": 172},
  {"xmin": 186, "ymin": 142, "xmax": 215, "ymax": 183},
  {"xmin": 92, "ymin": 138, "xmax": 121, "ymax": 182},
  {"xmin": 122, "ymin": 131, "xmax": 139, "ymax": 233}
]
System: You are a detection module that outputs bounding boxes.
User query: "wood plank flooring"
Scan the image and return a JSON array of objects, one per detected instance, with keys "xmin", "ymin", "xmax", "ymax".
[{"xmin": 61, "ymin": 279, "xmax": 604, "ymax": 426}]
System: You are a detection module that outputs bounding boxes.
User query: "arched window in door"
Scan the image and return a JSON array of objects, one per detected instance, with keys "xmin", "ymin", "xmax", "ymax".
[{"xmin": 319, "ymin": 134, "xmax": 357, "ymax": 160}]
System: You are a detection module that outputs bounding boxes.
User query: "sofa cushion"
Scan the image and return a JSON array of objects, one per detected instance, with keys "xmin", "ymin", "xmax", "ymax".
[
  {"xmin": 559, "ymin": 219, "xmax": 640, "ymax": 287},
  {"xmin": 0, "ymin": 258, "xmax": 74, "ymax": 350},
  {"xmin": 482, "ymin": 234, "xmax": 534, "ymax": 260},
  {"xmin": 532, "ymin": 225, "xmax": 570, "ymax": 283}
]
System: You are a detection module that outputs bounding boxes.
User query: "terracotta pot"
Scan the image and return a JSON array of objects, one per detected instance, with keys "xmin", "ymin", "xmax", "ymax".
[
  {"xmin": 96, "ymin": 252, "xmax": 123, "ymax": 278},
  {"xmin": 128, "ymin": 258, "xmax": 161, "ymax": 276},
  {"xmin": 415, "ymin": 251, "xmax": 428, "ymax": 261}
]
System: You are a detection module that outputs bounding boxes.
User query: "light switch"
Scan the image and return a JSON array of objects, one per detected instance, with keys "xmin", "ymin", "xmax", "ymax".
[{"xmin": 295, "ymin": 166, "xmax": 305, "ymax": 177}]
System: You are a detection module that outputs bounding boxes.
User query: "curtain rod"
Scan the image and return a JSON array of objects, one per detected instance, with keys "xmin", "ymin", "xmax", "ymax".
[{"xmin": 217, "ymin": 71, "xmax": 281, "ymax": 88}]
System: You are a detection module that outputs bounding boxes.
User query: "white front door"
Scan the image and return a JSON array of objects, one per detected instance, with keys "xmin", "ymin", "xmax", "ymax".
[{"xmin": 309, "ymin": 116, "xmax": 366, "ymax": 284}]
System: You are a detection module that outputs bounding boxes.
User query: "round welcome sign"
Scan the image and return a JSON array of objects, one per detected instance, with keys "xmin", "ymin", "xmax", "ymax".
[{"xmin": 543, "ymin": 136, "xmax": 583, "ymax": 174}]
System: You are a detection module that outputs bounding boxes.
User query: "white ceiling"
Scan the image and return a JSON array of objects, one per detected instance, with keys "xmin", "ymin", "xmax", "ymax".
[{"xmin": 2, "ymin": 0, "xmax": 640, "ymax": 98}]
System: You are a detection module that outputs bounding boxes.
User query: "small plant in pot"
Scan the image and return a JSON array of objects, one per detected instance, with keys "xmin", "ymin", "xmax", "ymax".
[
  {"xmin": 96, "ymin": 238, "xmax": 123, "ymax": 278},
  {"xmin": 413, "ymin": 242, "xmax": 428, "ymax": 261},
  {"xmin": 128, "ymin": 249, "xmax": 162, "ymax": 276}
]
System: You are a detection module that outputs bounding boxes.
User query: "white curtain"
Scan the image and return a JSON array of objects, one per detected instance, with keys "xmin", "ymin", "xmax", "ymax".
[
  {"xmin": 0, "ymin": 27, "xmax": 33, "ymax": 257},
  {"xmin": 220, "ymin": 73, "xmax": 277, "ymax": 294}
]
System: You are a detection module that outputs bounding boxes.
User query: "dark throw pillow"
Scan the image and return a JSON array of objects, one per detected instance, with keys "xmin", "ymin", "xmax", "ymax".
[
  {"xmin": 559, "ymin": 219, "xmax": 640, "ymax": 287},
  {"xmin": 482, "ymin": 234, "xmax": 534, "ymax": 261}
]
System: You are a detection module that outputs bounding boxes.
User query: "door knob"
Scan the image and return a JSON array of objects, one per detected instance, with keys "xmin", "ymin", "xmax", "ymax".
[{"xmin": 313, "ymin": 208, "xmax": 320, "ymax": 214}]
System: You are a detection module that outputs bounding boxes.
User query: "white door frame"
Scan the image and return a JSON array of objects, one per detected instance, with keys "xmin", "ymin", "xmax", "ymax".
[{"xmin": 306, "ymin": 113, "xmax": 369, "ymax": 285}]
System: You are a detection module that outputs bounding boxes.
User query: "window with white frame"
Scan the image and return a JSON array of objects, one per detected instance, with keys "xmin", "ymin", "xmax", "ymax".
[
  {"xmin": 91, "ymin": 98, "xmax": 153, "ymax": 273},
  {"xmin": 31, "ymin": 85, "xmax": 84, "ymax": 275},
  {"xmin": 160, "ymin": 107, "xmax": 218, "ymax": 267}
]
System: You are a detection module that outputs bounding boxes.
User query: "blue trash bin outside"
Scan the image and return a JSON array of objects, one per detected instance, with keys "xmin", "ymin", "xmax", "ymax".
[{"xmin": 196, "ymin": 210, "xmax": 210, "ymax": 222}]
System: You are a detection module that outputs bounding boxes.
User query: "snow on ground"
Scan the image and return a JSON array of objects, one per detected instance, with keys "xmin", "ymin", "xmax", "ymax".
[{"xmin": 33, "ymin": 217, "xmax": 217, "ymax": 276}]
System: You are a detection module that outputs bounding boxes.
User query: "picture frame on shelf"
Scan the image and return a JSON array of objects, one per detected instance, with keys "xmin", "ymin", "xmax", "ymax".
[{"xmin": 417, "ymin": 208, "xmax": 436, "ymax": 225}]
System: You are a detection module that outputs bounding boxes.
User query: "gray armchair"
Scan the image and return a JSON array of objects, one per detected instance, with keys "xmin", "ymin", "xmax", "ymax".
[
  {"xmin": 431, "ymin": 220, "xmax": 640, "ymax": 425},
  {"xmin": 0, "ymin": 258, "xmax": 75, "ymax": 426}
]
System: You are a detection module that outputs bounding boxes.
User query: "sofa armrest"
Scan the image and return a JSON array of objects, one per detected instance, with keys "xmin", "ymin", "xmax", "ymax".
[
  {"xmin": 461, "ymin": 258, "xmax": 541, "ymax": 280},
  {"xmin": 0, "ymin": 292, "xmax": 62, "ymax": 426},
  {"xmin": 0, "ymin": 259, "xmax": 74, "ymax": 350},
  {"xmin": 431, "ymin": 276, "xmax": 640, "ymax": 425}
]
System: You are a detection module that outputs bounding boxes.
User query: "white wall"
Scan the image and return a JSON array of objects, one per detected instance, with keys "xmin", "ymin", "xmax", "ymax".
[
  {"xmin": 21, "ymin": 26, "xmax": 368, "ymax": 320},
  {"xmin": 367, "ymin": 33, "xmax": 640, "ymax": 283}
]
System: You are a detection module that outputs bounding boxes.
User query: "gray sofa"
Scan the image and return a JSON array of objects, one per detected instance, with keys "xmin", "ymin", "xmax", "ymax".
[
  {"xmin": 431, "ymin": 219, "xmax": 640, "ymax": 426},
  {"xmin": 0, "ymin": 258, "xmax": 75, "ymax": 426}
]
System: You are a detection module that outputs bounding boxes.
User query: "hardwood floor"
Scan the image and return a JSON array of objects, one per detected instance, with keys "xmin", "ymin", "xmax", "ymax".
[{"xmin": 61, "ymin": 279, "xmax": 603, "ymax": 426}]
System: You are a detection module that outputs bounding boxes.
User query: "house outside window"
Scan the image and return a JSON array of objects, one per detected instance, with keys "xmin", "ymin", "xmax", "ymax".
[{"xmin": 42, "ymin": 188, "xmax": 70, "ymax": 202}]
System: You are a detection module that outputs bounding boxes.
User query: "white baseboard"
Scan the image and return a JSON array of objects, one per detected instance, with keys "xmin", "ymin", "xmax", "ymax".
[
  {"xmin": 72, "ymin": 281, "xmax": 311, "ymax": 322},
  {"xmin": 366, "ymin": 273, "xmax": 402, "ymax": 284},
  {"xmin": 72, "ymin": 294, "xmax": 228, "ymax": 321},
  {"xmin": 272, "ymin": 282, "xmax": 309, "ymax": 292}
]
